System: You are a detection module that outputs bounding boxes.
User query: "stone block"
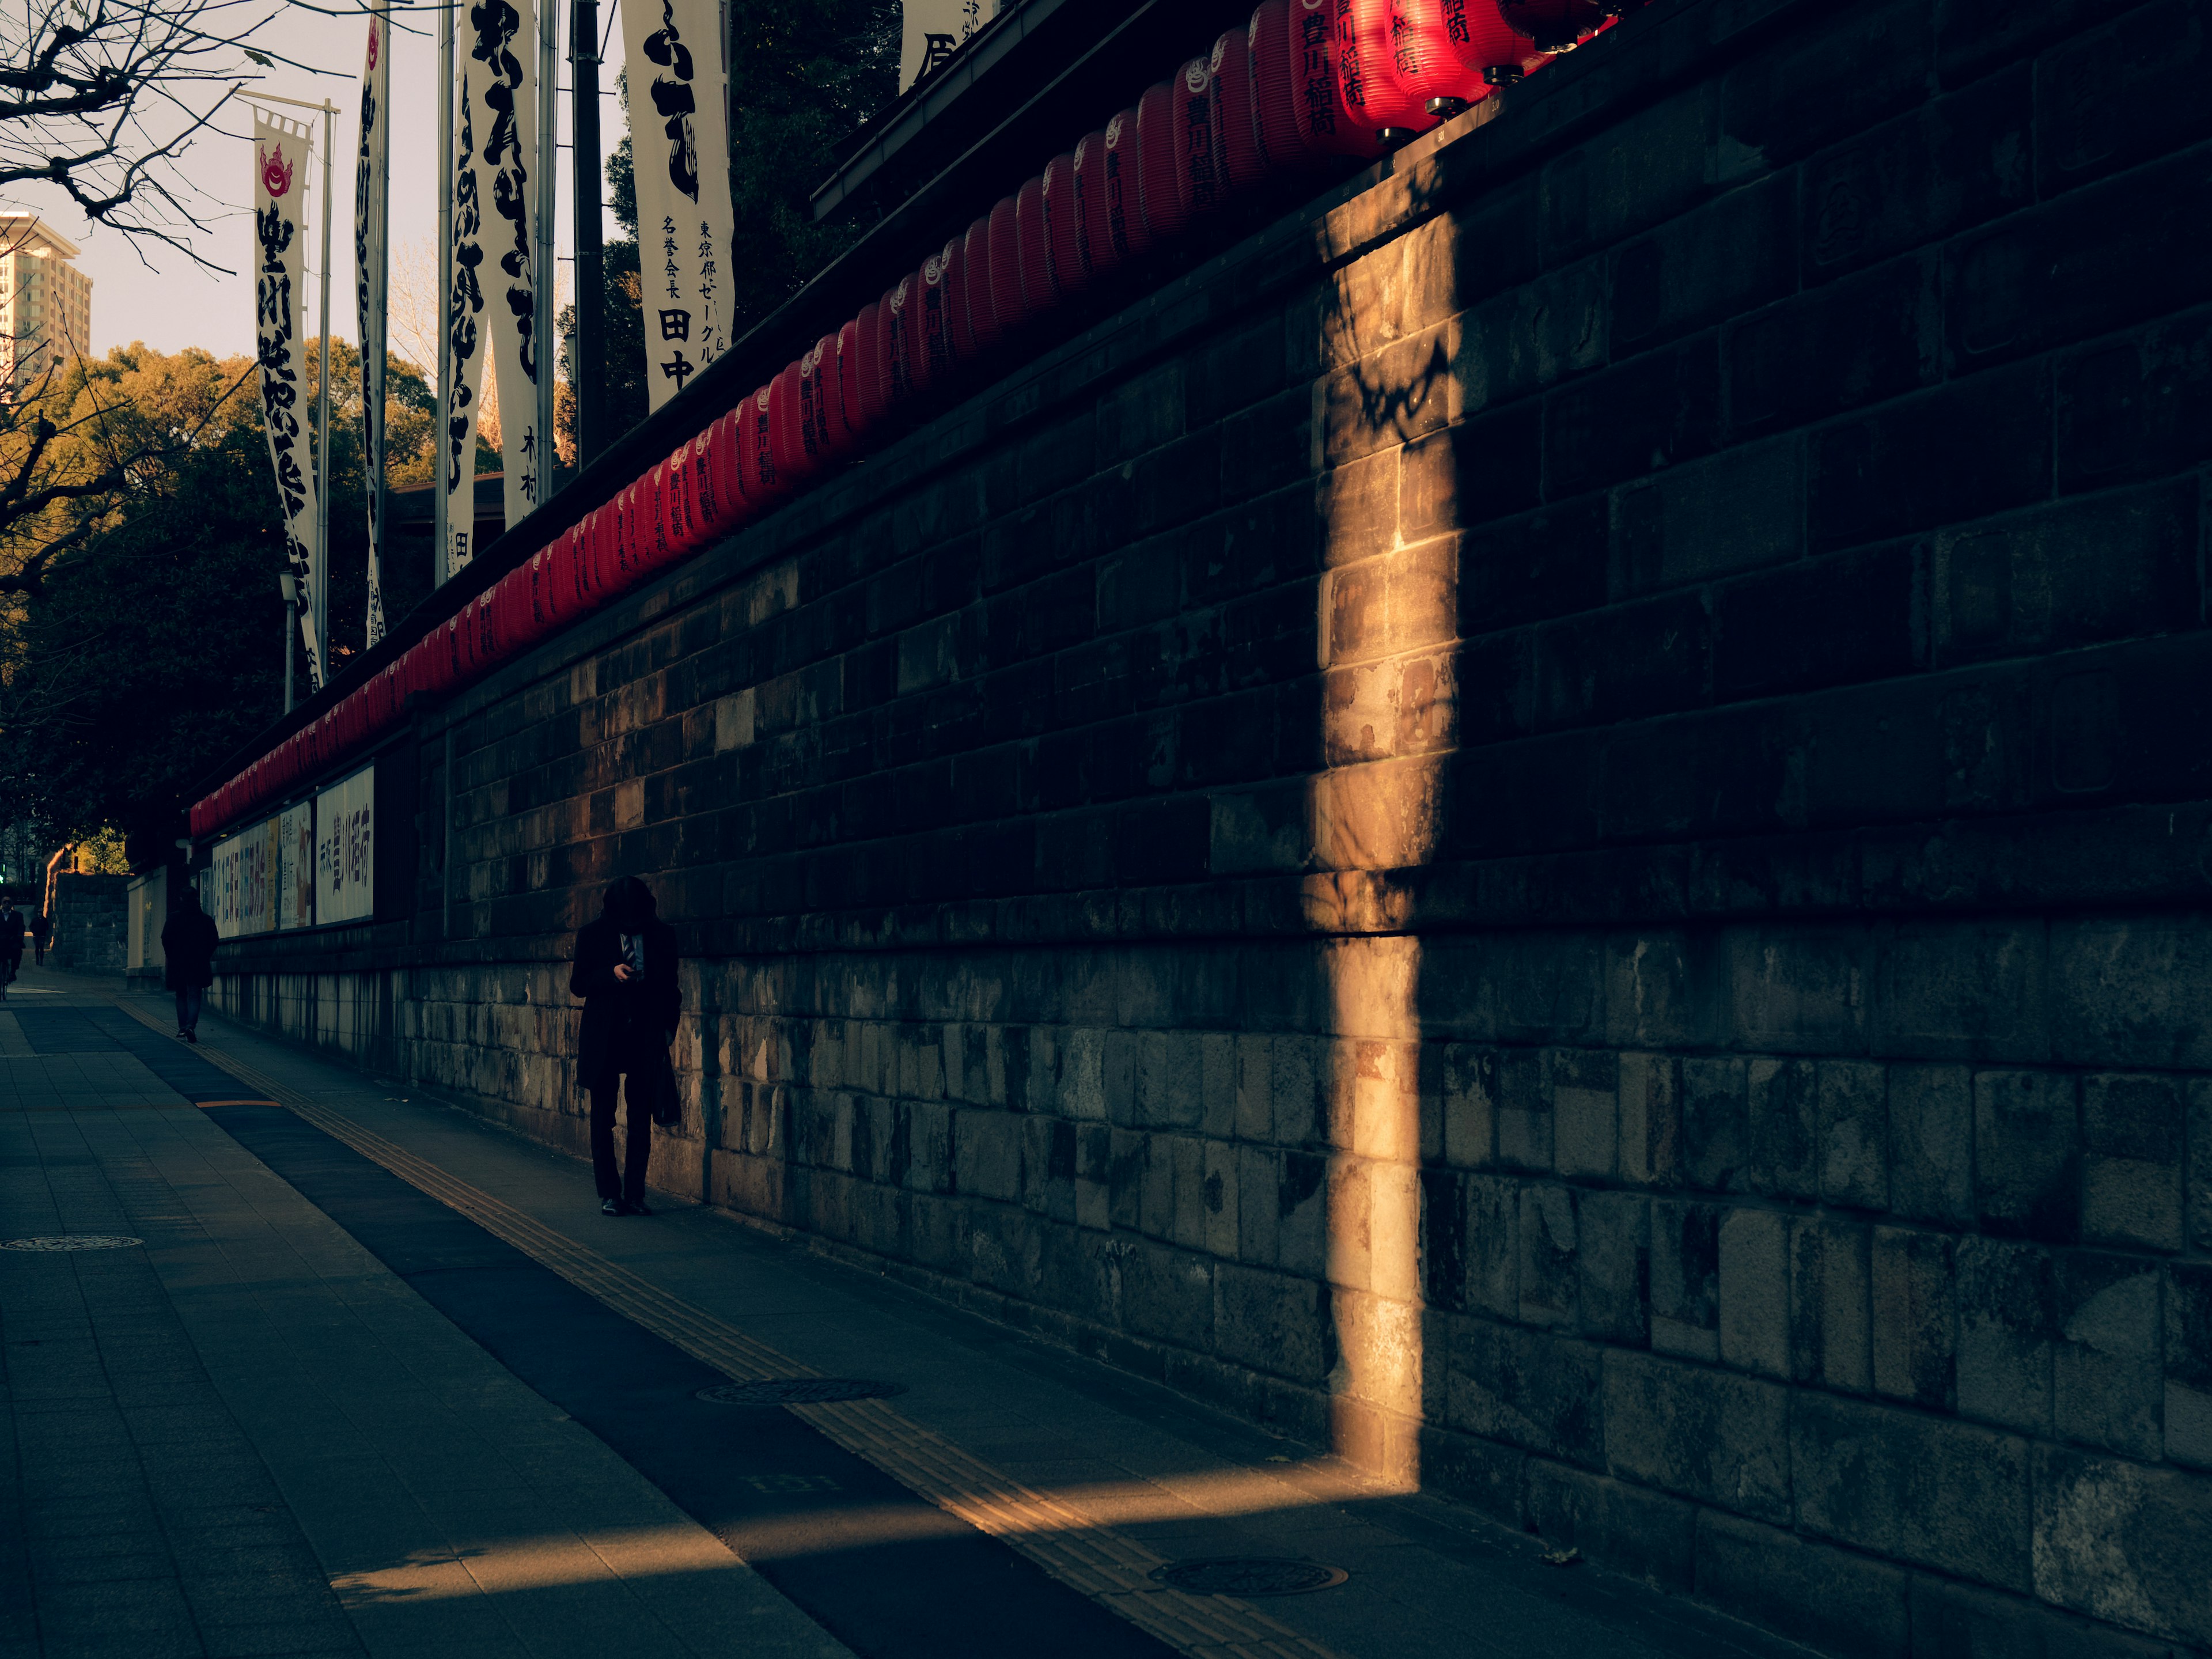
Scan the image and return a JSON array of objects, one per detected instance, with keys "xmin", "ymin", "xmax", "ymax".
[
  {"xmin": 1617, "ymin": 1051, "xmax": 1681, "ymax": 1188},
  {"xmin": 1234, "ymin": 1145, "xmax": 1278, "ymax": 1265},
  {"xmin": 1494, "ymin": 1047, "xmax": 1551, "ymax": 1171},
  {"xmin": 1524, "ymin": 1461, "xmax": 1695, "ymax": 1592},
  {"xmin": 1907, "ymin": 1574, "xmax": 2179, "ymax": 1659},
  {"xmin": 1171, "ymin": 1134, "xmax": 1208, "ymax": 1251},
  {"xmin": 1652, "ymin": 1199, "xmax": 1722, "ymax": 1362},
  {"xmin": 1446, "ymin": 1318, "xmax": 1604, "ymax": 1468},
  {"xmin": 1075, "ymin": 1125, "xmax": 1111, "ymax": 1230},
  {"xmin": 1975, "ymin": 1069, "xmax": 2081, "ymax": 1243},
  {"xmin": 1277, "ymin": 1150, "xmax": 1327, "ymax": 1279},
  {"xmin": 1872, "ymin": 1225, "xmax": 1957, "ymax": 1411},
  {"xmin": 1889, "ymin": 1063, "xmax": 1976, "ymax": 1226},
  {"xmin": 1122, "ymin": 1241, "xmax": 1213, "ymax": 1351},
  {"xmin": 1718, "ymin": 1207, "xmax": 1789, "ymax": 1380},
  {"xmin": 1576, "ymin": 1190, "xmax": 1650, "ymax": 1346},
  {"xmin": 2079, "ymin": 1073, "xmax": 2184, "ymax": 1252},
  {"xmin": 1680, "ymin": 1056, "xmax": 1749, "ymax": 1193},
  {"xmin": 1603, "ymin": 1350, "xmax": 1790, "ymax": 1524},
  {"xmin": 1551, "ymin": 1048, "xmax": 1618, "ymax": 1179},
  {"xmin": 1463, "ymin": 1173, "xmax": 1518, "ymax": 1319},
  {"xmin": 2167, "ymin": 1263, "xmax": 2212, "ymax": 1471},
  {"xmin": 1518, "ymin": 1183, "xmax": 1580, "ymax": 1328},
  {"xmin": 1793, "ymin": 1392, "xmax": 2031, "ymax": 1589},
  {"xmin": 1440, "ymin": 1043, "xmax": 1496, "ymax": 1169},
  {"xmin": 2033, "ymin": 1445, "xmax": 2212, "ymax": 1647},
  {"xmin": 1748, "ymin": 1056, "xmax": 1819, "ymax": 1200},
  {"xmin": 2050, "ymin": 915, "xmax": 2212, "ymax": 1073},
  {"xmin": 1200, "ymin": 1139, "xmax": 1238, "ymax": 1260},
  {"xmin": 2053, "ymin": 1253, "xmax": 2162, "ymax": 1461},
  {"xmin": 1695, "ymin": 1511, "xmax": 1910, "ymax": 1659},
  {"xmin": 1325, "ymin": 1156, "xmax": 1370, "ymax": 1293},
  {"xmin": 1789, "ymin": 1215, "xmax": 1871, "ymax": 1392},
  {"xmin": 1232, "ymin": 1034, "xmax": 1272, "ymax": 1141},
  {"xmin": 2191, "ymin": 1078, "xmax": 2212, "ymax": 1255},
  {"xmin": 1955, "ymin": 1236, "xmax": 2056, "ymax": 1436},
  {"xmin": 1213, "ymin": 1263, "xmax": 1329, "ymax": 1385},
  {"xmin": 1817, "ymin": 1060, "xmax": 1888, "ymax": 1210},
  {"xmin": 1271, "ymin": 1036, "xmax": 1324, "ymax": 1147}
]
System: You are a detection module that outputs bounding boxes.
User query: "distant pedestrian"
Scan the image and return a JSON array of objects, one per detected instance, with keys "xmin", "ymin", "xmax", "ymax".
[
  {"xmin": 161, "ymin": 890, "xmax": 218, "ymax": 1042},
  {"xmin": 0, "ymin": 897, "xmax": 20, "ymax": 999},
  {"xmin": 570, "ymin": 876, "xmax": 679, "ymax": 1217},
  {"xmin": 29, "ymin": 908, "xmax": 49, "ymax": 965}
]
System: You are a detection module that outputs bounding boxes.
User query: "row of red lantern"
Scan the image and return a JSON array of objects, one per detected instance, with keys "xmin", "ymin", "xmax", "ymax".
[{"xmin": 191, "ymin": 0, "xmax": 1624, "ymax": 842}]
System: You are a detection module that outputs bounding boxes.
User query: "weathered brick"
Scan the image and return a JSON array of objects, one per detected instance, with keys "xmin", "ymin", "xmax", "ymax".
[
  {"xmin": 1726, "ymin": 252, "xmax": 1940, "ymax": 438},
  {"xmin": 1651, "ymin": 1199, "xmax": 1722, "ymax": 1362},
  {"xmin": 1872, "ymin": 1225, "xmax": 1957, "ymax": 1410},
  {"xmin": 1525, "ymin": 1463, "xmax": 1695, "ymax": 1593},
  {"xmin": 1680, "ymin": 1056, "xmax": 1748, "ymax": 1193},
  {"xmin": 2168, "ymin": 1263, "xmax": 2212, "ymax": 1471},
  {"xmin": 1576, "ymin": 1190, "xmax": 1650, "ymax": 1345},
  {"xmin": 1955, "ymin": 1235, "xmax": 2056, "ymax": 1435},
  {"xmin": 1610, "ymin": 175, "xmax": 1797, "ymax": 355},
  {"xmin": 1213, "ymin": 1262, "xmax": 1329, "ymax": 1384},
  {"xmin": 1714, "ymin": 544, "xmax": 1921, "ymax": 702},
  {"xmin": 1696, "ymin": 1511, "xmax": 1910, "ymax": 1659},
  {"xmin": 1718, "ymin": 1206, "xmax": 1789, "ymax": 1379},
  {"xmin": 1721, "ymin": 0, "xmax": 1930, "ymax": 164},
  {"xmin": 1789, "ymin": 1215, "xmax": 1872, "ymax": 1393},
  {"xmin": 1616, "ymin": 1051, "xmax": 1681, "ymax": 1188},
  {"xmin": 1816, "ymin": 1059, "xmax": 1888, "ymax": 1210},
  {"xmin": 1550, "ymin": 1047, "xmax": 1618, "ymax": 1179},
  {"xmin": 1794, "ymin": 1392, "xmax": 2031, "ymax": 1589},
  {"xmin": 1747, "ymin": 1056, "xmax": 1818, "ymax": 1200},
  {"xmin": 1518, "ymin": 1183, "xmax": 1580, "ymax": 1328},
  {"xmin": 1907, "ymin": 1575, "xmax": 2179, "ymax": 1659},
  {"xmin": 1446, "ymin": 1317, "xmax": 1604, "ymax": 1467},
  {"xmin": 2058, "ymin": 311, "xmax": 2212, "ymax": 494},
  {"xmin": 2033, "ymin": 1445, "xmax": 2212, "ymax": 1646},
  {"xmin": 1974, "ymin": 1069, "xmax": 2081, "ymax": 1244},
  {"xmin": 1543, "ymin": 334, "xmax": 1721, "ymax": 499},
  {"xmin": 1604, "ymin": 1350, "xmax": 1790, "ymax": 1522},
  {"xmin": 1611, "ymin": 437, "xmax": 1803, "ymax": 597},
  {"xmin": 2079, "ymin": 1071, "xmax": 2186, "ymax": 1252}
]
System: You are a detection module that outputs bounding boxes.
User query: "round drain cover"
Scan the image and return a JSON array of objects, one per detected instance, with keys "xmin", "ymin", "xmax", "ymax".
[
  {"xmin": 2, "ymin": 1236, "xmax": 143, "ymax": 1252},
  {"xmin": 1152, "ymin": 1558, "xmax": 1349, "ymax": 1596},
  {"xmin": 695, "ymin": 1378, "xmax": 904, "ymax": 1405}
]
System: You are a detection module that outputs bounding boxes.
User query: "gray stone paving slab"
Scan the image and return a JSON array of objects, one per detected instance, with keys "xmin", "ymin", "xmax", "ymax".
[
  {"xmin": 2, "ymin": 973, "xmax": 853, "ymax": 1659},
  {"xmin": 153, "ymin": 990, "xmax": 1820, "ymax": 1659}
]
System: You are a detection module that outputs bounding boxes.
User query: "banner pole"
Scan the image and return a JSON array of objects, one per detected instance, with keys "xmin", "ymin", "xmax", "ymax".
[
  {"xmin": 315, "ymin": 99, "xmax": 334, "ymax": 688},
  {"xmin": 434, "ymin": 0, "xmax": 454, "ymax": 588},
  {"xmin": 537, "ymin": 0, "xmax": 558, "ymax": 492}
]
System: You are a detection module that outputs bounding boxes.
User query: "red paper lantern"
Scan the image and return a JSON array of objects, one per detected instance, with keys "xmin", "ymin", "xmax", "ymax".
[
  {"xmin": 942, "ymin": 233, "xmax": 979, "ymax": 362},
  {"xmin": 1014, "ymin": 175, "xmax": 1055, "ymax": 317},
  {"xmin": 960, "ymin": 216, "xmax": 1000, "ymax": 356},
  {"xmin": 1211, "ymin": 28, "xmax": 1268, "ymax": 190},
  {"xmin": 798, "ymin": 336, "xmax": 836, "ymax": 464},
  {"xmin": 1041, "ymin": 153, "xmax": 1085, "ymax": 298},
  {"xmin": 835, "ymin": 318, "xmax": 868, "ymax": 447},
  {"xmin": 854, "ymin": 298, "xmax": 888, "ymax": 429},
  {"xmin": 1440, "ymin": 0, "xmax": 1556, "ymax": 85},
  {"xmin": 917, "ymin": 251, "xmax": 956, "ymax": 385},
  {"xmin": 1169, "ymin": 58, "xmax": 1224, "ymax": 221},
  {"xmin": 987, "ymin": 195, "xmax": 1026, "ymax": 335},
  {"xmin": 1071, "ymin": 131, "xmax": 1116, "ymax": 282},
  {"xmin": 1135, "ymin": 82, "xmax": 1185, "ymax": 243},
  {"xmin": 738, "ymin": 382, "xmax": 783, "ymax": 505},
  {"xmin": 1285, "ymin": 0, "xmax": 1382, "ymax": 157},
  {"xmin": 882, "ymin": 281, "xmax": 916, "ymax": 407},
  {"xmin": 710, "ymin": 410, "xmax": 745, "ymax": 515},
  {"xmin": 773, "ymin": 359, "xmax": 815, "ymax": 484},
  {"xmin": 1385, "ymin": 0, "xmax": 1487, "ymax": 114},
  {"xmin": 662, "ymin": 442, "xmax": 699, "ymax": 554},
  {"xmin": 1102, "ymin": 108, "xmax": 1151, "ymax": 260},
  {"xmin": 1335, "ymin": 0, "xmax": 1433, "ymax": 134}
]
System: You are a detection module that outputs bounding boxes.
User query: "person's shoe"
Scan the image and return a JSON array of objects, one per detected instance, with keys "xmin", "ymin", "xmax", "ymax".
[
  {"xmin": 601, "ymin": 1198, "xmax": 623, "ymax": 1216},
  {"xmin": 177, "ymin": 1030, "xmax": 189, "ymax": 1040},
  {"xmin": 183, "ymin": 1030, "xmax": 198, "ymax": 1044},
  {"xmin": 620, "ymin": 1200, "xmax": 653, "ymax": 1217}
]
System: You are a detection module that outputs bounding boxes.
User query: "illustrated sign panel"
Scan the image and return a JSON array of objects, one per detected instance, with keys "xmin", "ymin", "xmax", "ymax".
[
  {"xmin": 209, "ymin": 816, "xmax": 281, "ymax": 938},
  {"xmin": 315, "ymin": 764, "xmax": 374, "ymax": 925},
  {"xmin": 279, "ymin": 800, "xmax": 315, "ymax": 930}
]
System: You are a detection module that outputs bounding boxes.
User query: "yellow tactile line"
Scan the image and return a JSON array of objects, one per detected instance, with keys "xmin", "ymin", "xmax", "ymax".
[{"xmin": 117, "ymin": 1002, "xmax": 1347, "ymax": 1659}]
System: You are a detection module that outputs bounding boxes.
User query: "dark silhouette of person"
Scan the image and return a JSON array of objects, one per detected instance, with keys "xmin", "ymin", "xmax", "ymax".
[
  {"xmin": 570, "ymin": 876, "xmax": 678, "ymax": 1215},
  {"xmin": 0, "ymin": 899, "xmax": 21, "ymax": 998},
  {"xmin": 29, "ymin": 908, "xmax": 50, "ymax": 965},
  {"xmin": 161, "ymin": 889, "xmax": 219, "ymax": 1041}
]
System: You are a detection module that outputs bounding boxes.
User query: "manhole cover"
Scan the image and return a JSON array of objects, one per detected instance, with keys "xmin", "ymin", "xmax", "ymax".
[
  {"xmin": 1, "ymin": 1236, "xmax": 143, "ymax": 1252},
  {"xmin": 695, "ymin": 1378, "xmax": 904, "ymax": 1405},
  {"xmin": 1151, "ymin": 1558, "xmax": 1349, "ymax": 1596}
]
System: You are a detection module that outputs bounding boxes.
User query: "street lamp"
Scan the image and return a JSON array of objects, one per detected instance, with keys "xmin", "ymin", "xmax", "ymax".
[{"xmin": 279, "ymin": 570, "xmax": 297, "ymax": 713}]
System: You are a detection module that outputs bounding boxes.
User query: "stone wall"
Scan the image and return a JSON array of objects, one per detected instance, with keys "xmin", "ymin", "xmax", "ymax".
[
  {"xmin": 209, "ymin": 0, "xmax": 2212, "ymax": 1651},
  {"xmin": 53, "ymin": 872, "xmax": 127, "ymax": 975}
]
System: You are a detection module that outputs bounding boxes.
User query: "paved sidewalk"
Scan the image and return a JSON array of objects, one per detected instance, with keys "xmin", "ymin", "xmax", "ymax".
[
  {"xmin": 0, "ymin": 966, "xmax": 850, "ymax": 1659},
  {"xmin": 71, "ymin": 969, "xmax": 1808, "ymax": 1659}
]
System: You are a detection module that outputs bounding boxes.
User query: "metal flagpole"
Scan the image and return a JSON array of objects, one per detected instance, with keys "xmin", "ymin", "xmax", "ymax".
[
  {"xmin": 434, "ymin": 0, "xmax": 454, "ymax": 588},
  {"xmin": 536, "ymin": 0, "xmax": 558, "ymax": 493}
]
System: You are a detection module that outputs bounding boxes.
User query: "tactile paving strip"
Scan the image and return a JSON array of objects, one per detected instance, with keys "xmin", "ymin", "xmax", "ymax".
[{"xmin": 114, "ymin": 1002, "xmax": 1350, "ymax": 1659}]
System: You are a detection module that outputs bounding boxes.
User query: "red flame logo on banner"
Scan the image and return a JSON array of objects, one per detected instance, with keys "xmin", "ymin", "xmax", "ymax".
[{"xmin": 260, "ymin": 142, "xmax": 294, "ymax": 199}]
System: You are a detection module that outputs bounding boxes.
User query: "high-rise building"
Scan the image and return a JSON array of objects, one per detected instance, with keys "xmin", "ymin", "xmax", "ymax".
[{"xmin": 0, "ymin": 216, "xmax": 93, "ymax": 391}]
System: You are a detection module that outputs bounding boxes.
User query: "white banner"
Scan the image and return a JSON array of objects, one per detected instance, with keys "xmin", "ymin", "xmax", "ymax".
[
  {"xmin": 900, "ymin": 0, "xmax": 987, "ymax": 90},
  {"xmin": 444, "ymin": 56, "xmax": 493, "ymax": 575},
  {"xmin": 355, "ymin": 11, "xmax": 391, "ymax": 645},
  {"xmin": 252, "ymin": 110, "xmax": 324, "ymax": 690},
  {"xmin": 464, "ymin": 0, "xmax": 545, "ymax": 529},
  {"xmin": 316, "ymin": 766, "xmax": 375, "ymax": 925},
  {"xmin": 211, "ymin": 817, "xmax": 280, "ymax": 939},
  {"xmin": 623, "ymin": 0, "xmax": 733, "ymax": 410}
]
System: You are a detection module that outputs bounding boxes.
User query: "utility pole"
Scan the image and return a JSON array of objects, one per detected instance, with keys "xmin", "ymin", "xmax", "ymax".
[
  {"xmin": 569, "ymin": 0, "xmax": 604, "ymax": 467},
  {"xmin": 434, "ymin": 0, "xmax": 455, "ymax": 587}
]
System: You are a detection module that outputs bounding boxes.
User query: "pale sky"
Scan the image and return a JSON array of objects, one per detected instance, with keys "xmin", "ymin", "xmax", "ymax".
[{"xmin": 10, "ymin": 0, "xmax": 632, "ymax": 366}]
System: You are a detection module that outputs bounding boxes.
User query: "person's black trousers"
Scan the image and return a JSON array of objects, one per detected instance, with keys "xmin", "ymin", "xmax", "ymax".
[
  {"xmin": 175, "ymin": 988, "xmax": 203, "ymax": 1032},
  {"xmin": 588, "ymin": 1074, "xmax": 652, "ymax": 1205}
]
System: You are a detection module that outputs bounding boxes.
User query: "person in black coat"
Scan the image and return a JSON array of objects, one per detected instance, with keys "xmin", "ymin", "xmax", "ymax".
[
  {"xmin": 570, "ymin": 876, "xmax": 679, "ymax": 1215},
  {"xmin": 29, "ymin": 908, "xmax": 50, "ymax": 965},
  {"xmin": 161, "ymin": 890, "xmax": 219, "ymax": 1041},
  {"xmin": 0, "ymin": 899, "xmax": 21, "ymax": 998}
]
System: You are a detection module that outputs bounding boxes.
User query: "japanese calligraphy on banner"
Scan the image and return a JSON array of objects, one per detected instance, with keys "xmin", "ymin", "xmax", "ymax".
[
  {"xmin": 444, "ymin": 48, "xmax": 492, "ymax": 575},
  {"xmin": 251, "ymin": 109, "xmax": 324, "ymax": 691},
  {"xmin": 355, "ymin": 10, "xmax": 391, "ymax": 644},
  {"xmin": 315, "ymin": 766, "xmax": 375, "ymax": 925},
  {"xmin": 464, "ymin": 0, "xmax": 545, "ymax": 530},
  {"xmin": 209, "ymin": 817, "xmax": 281, "ymax": 939},
  {"xmin": 900, "ymin": 0, "xmax": 990, "ymax": 92},
  {"xmin": 621, "ymin": 0, "xmax": 733, "ymax": 410}
]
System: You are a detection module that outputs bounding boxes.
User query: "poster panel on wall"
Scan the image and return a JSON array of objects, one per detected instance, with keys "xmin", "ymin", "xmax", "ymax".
[
  {"xmin": 211, "ymin": 818, "xmax": 282, "ymax": 938},
  {"xmin": 278, "ymin": 800, "xmax": 316, "ymax": 930},
  {"xmin": 315, "ymin": 765, "xmax": 376, "ymax": 925}
]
